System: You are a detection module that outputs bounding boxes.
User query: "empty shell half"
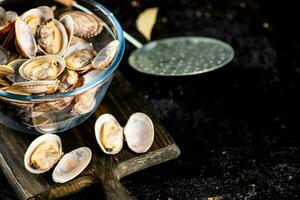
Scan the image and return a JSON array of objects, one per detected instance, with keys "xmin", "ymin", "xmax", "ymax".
[
  {"xmin": 52, "ymin": 147, "xmax": 92, "ymax": 183},
  {"xmin": 95, "ymin": 112, "xmax": 154, "ymax": 154},
  {"xmin": 24, "ymin": 134, "xmax": 62, "ymax": 174},
  {"xmin": 124, "ymin": 113, "xmax": 154, "ymax": 153}
]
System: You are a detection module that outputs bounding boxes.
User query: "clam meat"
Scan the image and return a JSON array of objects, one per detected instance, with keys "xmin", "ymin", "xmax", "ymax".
[
  {"xmin": 37, "ymin": 19, "xmax": 68, "ymax": 56},
  {"xmin": 95, "ymin": 114, "xmax": 123, "ymax": 154},
  {"xmin": 24, "ymin": 134, "xmax": 62, "ymax": 174},
  {"xmin": 64, "ymin": 41, "xmax": 95, "ymax": 72},
  {"xmin": 19, "ymin": 55, "xmax": 65, "ymax": 81}
]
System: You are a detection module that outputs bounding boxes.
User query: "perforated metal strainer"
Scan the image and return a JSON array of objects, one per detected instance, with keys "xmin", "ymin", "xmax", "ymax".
[{"xmin": 128, "ymin": 36, "xmax": 234, "ymax": 76}]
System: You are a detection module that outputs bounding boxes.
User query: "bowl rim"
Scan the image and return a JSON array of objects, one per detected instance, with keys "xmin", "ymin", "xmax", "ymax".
[{"xmin": 0, "ymin": 0, "xmax": 125, "ymax": 101}]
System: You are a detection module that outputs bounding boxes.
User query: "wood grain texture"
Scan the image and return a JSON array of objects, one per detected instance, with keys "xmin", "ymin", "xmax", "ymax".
[{"xmin": 0, "ymin": 72, "xmax": 180, "ymax": 200}]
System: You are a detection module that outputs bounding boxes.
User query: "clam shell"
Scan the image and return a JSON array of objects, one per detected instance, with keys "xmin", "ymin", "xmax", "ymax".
[
  {"xmin": 33, "ymin": 96, "xmax": 74, "ymax": 112},
  {"xmin": 37, "ymin": 6, "xmax": 55, "ymax": 19},
  {"xmin": 0, "ymin": 87, "xmax": 32, "ymax": 108},
  {"xmin": 92, "ymin": 40, "xmax": 119, "ymax": 70},
  {"xmin": 124, "ymin": 113, "xmax": 154, "ymax": 153},
  {"xmin": 19, "ymin": 55, "xmax": 65, "ymax": 81},
  {"xmin": 0, "ymin": 64, "xmax": 14, "ymax": 78},
  {"xmin": 70, "ymin": 87, "xmax": 97, "ymax": 115},
  {"xmin": 59, "ymin": 15, "xmax": 74, "ymax": 48},
  {"xmin": 6, "ymin": 59, "xmax": 27, "ymax": 83},
  {"xmin": 0, "ymin": 86, "xmax": 29, "ymax": 95},
  {"xmin": 64, "ymin": 41, "xmax": 94, "ymax": 72},
  {"xmin": 0, "ymin": 78, "xmax": 11, "ymax": 87},
  {"xmin": 32, "ymin": 112, "xmax": 58, "ymax": 134},
  {"xmin": 82, "ymin": 69, "xmax": 103, "ymax": 85},
  {"xmin": 60, "ymin": 11, "xmax": 103, "ymax": 39},
  {"xmin": 24, "ymin": 134, "xmax": 62, "ymax": 174},
  {"xmin": 0, "ymin": 10, "xmax": 17, "ymax": 35},
  {"xmin": 15, "ymin": 18, "xmax": 37, "ymax": 58},
  {"xmin": 52, "ymin": 147, "xmax": 92, "ymax": 183},
  {"xmin": 95, "ymin": 114, "xmax": 123, "ymax": 154},
  {"xmin": 12, "ymin": 80, "xmax": 59, "ymax": 94},
  {"xmin": 59, "ymin": 70, "xmax": 79, "ymax": 92},
  {"xmin": 21, "ymin": 8, "xmax": 45, "ymax": 35},
  {"xmin": 36, "ymin": 19, "xmax": 68, "ymax": 56}
]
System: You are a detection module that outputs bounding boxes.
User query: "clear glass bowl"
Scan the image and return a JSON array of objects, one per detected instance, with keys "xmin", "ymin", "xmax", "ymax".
[{"xmin": 0, "ymin": 0, "xmax": 125, "ymax": 134}]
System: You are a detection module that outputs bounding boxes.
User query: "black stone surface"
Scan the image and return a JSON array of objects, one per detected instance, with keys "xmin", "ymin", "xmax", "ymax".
[{"xmin": 1, "ymin": 0, "xmax": 300, "ymax": 199}]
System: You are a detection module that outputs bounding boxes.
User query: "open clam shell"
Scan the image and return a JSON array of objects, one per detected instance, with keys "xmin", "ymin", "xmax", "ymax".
[
  {"xmin": 95, "ymin": 113, "xmax": 154, "ymax": 154},
  {"xmin": 19, "ymin": 55, "xmax": 65, "ymax": 81},
  {"xmin": 92, "ymin": 40, "xmax": 119, "ymax": 70},
  {"xmin": 64, "ymin": 41, "xmax": 95, "ymax": 72},
  {"xmin": 21, "ymin": 8, "xmax": 46, "ymax": 36},
  {"xmin": 24, "ymin": 134, "xmax": 62, "ymax": 174},
  {"xmin": 124, "ymin": 113, "xmax": 154, "ymax": 153},
  {"xmin": 36, "ymin": 19, "xmax": 68, "ymax": 56},
  {"xmin": 95, "ymin": 114, "xmax": 123, "ymax": 154},
  {"xmin": 52, "ymin": 147, "xmax": 92, "ymax": 183},
  {"xmin": 12, "ymin": 80, "xmax": 59, "ymax": 94}
]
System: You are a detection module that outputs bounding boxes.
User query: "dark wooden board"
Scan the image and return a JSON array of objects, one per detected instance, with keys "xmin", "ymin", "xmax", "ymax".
[{"xmin": 0, "ymin": 72, "xmax": 180, "ymax": 200}]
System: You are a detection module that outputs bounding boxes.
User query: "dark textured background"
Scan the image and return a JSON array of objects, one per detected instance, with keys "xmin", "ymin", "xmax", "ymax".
[{"xmin": 1, "ymin": 0, "xmax": 300, "ymax": 199}]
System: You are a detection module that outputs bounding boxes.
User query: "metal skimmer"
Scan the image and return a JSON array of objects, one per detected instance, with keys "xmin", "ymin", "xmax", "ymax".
[{"xmin": 128, "ymin": 36, "xmax": 234, "ymax": 76}]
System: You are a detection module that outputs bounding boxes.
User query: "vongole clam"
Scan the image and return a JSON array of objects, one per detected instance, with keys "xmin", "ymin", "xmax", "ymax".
[
  {"xmin": 20, "ymin": 6, "xmax": 54, "ymax": 33},
  {"xmin": 63, "ymin": 41, "xmax": 95, "ymax": 72},
  {"xmin": 92, "ymin": 40, "xmax": 119, "ymax": 70},
  {"xmin": 59, "ymin": 11, "xmax": 103, "ymax": 39},
  {"xmin": 19, "ymin": 55, "xmax": 65, "ymax": 81},
  {"xmin": 15, "ymin": 18, "xmax": 37, "ymax": 58},
  {"xmin": 21, "ymin": 8, "xmax": 50, "ymax": 36},
  {"xmin": 36, "ymin": 18, "xmax": 69, "ymax": 56},
  {"xmin": 95, "ymin": 113, "xmax": 155, "ymax": 154},
  {"xmin": 24, "ymin": 134, "xmax": 92, "ymax": 183}
]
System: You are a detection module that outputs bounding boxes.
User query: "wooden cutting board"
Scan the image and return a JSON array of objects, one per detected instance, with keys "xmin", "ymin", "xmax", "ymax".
[{"xmin": 0, "ymin": 72, "xmax": 180, "ymax": 200}]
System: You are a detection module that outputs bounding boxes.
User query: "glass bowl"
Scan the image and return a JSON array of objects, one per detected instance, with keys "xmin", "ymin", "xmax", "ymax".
[{"xmin": 0, "ymin": 0, "xmax": 125, "ymax": 134}]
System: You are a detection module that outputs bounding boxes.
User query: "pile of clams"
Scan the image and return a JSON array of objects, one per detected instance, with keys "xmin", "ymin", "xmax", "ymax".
[
  {"xmin": 24, "ymin": 134, "xmax": 91, "ymax": 183},
  {"xmin": 0, "ymin": 5, "xmax": 119, "ymax": 133}
]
